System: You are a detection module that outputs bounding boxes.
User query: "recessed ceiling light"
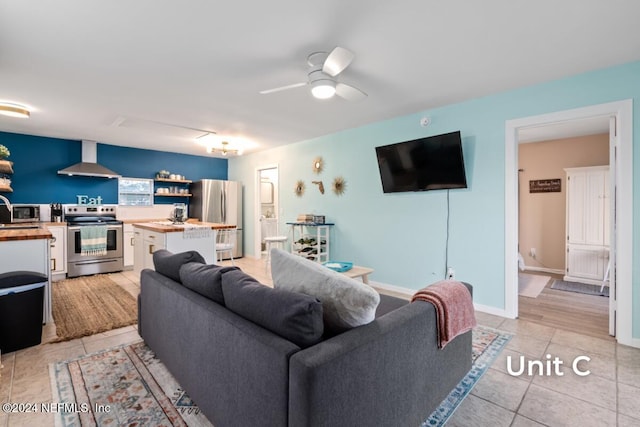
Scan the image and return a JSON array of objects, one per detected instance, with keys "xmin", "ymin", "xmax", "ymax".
[{"xmin": 0, "ymin": 102, "xmax": 30, "ymax": 119}]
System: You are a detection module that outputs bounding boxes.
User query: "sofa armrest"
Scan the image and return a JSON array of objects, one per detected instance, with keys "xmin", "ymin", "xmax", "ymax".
[{"xmin": 288, "ymin": 299, "xmax": 472, "ymax": 427}]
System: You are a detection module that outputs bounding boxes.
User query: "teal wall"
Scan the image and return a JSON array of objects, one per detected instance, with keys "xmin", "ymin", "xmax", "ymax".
[
  {"xmin": 229, "ymin": 60, "xmax": 639, "ymax": 338},
  {"xmin": 0, "ymin": 132, "xmax": 227, "ymax": 204}
]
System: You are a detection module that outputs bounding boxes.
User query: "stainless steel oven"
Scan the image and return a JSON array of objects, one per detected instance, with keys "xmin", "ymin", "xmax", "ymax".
[{"xmin": 64, "ymin": 205, "xmax": 124, "ymax": 277}]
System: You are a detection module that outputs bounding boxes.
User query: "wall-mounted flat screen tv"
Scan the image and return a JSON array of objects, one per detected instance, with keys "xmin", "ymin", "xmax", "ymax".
[{"xmin": 375, "ymin": 131, "xmax": 467, "ymax": 193}]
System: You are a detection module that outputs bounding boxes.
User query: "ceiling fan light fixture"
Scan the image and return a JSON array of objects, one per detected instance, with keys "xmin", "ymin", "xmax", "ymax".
[
  {"xmin": 0, "ymin": 102, "xmax": 30, "ymax": 118},
  {"xmin": 311, "ymin": 80, "xmax": 336, "ymax": 99}
]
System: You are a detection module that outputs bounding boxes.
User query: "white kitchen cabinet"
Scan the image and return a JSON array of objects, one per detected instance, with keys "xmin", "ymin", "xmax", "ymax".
[
  {"xmin": 48, "ymin": 225, "xmax": 67, "ymax": 277},
  {"xmin": 133, "ymin": 228, "xmax": 166, "ymax": 275},
  {"xmin": 564, "ymin": 166, "xmax": 610, "ymax": 285},
  {"xmin": 123, "ymin": 224, "xmax": 135, "ymax": 268}
]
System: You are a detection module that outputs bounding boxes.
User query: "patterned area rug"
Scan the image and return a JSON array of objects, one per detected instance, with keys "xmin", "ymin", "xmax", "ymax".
[
  {"xmin": 51, "ymin": 341, "xmax": 212, "ymax": 427},
  {"xmin": 51, "ymin": 275, "xmax": 138, "ymax": 342},
  {"xmin": 51, "ymin": 326, "xmax": 510, "ymax": 427},
  {"xmin": 423, "ymin": 325, "xmax": 512, "ymax": 426}
]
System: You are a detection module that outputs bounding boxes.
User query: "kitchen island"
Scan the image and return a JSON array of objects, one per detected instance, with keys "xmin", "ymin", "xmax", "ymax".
[
  {"xmin": 0, "ymin": 224, "xmax": 53, "ymax": 323},
  {"xmin": 132, "ymin": 221, "xmax": 235, "ymax": 274}
]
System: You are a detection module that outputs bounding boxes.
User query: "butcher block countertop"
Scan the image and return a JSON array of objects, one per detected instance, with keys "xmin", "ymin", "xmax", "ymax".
[
  {"xmin": 0, "ymin": 224, "xmax": 53, "ymax": 241},
  {"xmin": 132, "ymin": 221, "xmax": 236, "ymax": 233}
]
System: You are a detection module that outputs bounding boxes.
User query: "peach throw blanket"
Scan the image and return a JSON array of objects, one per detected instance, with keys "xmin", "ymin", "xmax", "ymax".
[{"xmin": 411, "ymin": 280, "xmax": 477, "ymax": 348}]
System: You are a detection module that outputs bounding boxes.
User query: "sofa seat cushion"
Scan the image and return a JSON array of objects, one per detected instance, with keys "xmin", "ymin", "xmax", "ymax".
[
  {"xmin": 221, "ymin": 269, "xmax": 324, "ymax": 348},
  {"xmin": 179, "ymin": 262, "xmax": 239, "ymax": 304},
  {"xmin": 270, "ymin": 248, "xmax": 380, "ymax": 333},
  {"xmin": 152, "ymin": 249, "xmax": 205, "ymax": 282}
]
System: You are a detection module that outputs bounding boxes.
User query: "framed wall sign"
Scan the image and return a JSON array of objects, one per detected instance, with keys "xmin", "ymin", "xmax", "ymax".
[{"xmin": 529, "ymin": 179, "xmax": 561, "ymax": 193}]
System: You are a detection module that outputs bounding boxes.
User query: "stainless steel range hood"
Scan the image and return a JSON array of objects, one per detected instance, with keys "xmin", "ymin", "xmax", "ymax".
[{"xmin": 57, "ymin": 140, "xmax": 120, "ymax": 178}]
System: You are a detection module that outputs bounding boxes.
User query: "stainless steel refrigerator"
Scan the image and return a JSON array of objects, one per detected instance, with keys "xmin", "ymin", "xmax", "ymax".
[{"xmin": 190, "ymin": 180, "xmax": 243, "ymax": 259}]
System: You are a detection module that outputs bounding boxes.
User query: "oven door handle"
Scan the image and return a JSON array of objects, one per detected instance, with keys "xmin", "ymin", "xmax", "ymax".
[
  {"xmin": 71, "ymin": 259, "xmax": 121, "ymax": 266},
  {"xmin": 69, "ymin": 226, "xmax": 121, "ymax": 231}
]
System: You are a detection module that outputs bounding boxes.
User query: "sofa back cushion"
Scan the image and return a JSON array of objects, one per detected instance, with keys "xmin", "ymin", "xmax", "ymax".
[
  {"xmin": 270, "ymin": 248, "xmax": 380, "ymax": 334},
  {"xmin": 179, "ymin": 262, "xmax": 239, "ymax": 304},
  {"xmin": 221, "ymin": 269, "xmax": 324, "ymax": 348},
  {"xmin": 152, "ymin": 249, "xmax": 205, "ymax": 282}
]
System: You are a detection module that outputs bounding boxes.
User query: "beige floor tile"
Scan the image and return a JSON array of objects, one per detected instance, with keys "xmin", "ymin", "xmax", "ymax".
[
  {"xmin": 474, "ymin": 312, "xmax": 506, "ymax": 329},
  {"xmin": 511, "ymin": 414, "xmax": 546, "ymax": 426},
  {"xmin": 81, "ymin": 329, "xmax": 142, "ymax": 354},
  {"xmin": 618, "ymin": 413, "xmax": 640, "ymax": 427},
  {"xmin": 490, "ymin": 348, "xmax": 532, "ymax": 381},
  {"xmin": 10, "ymin": 369, "xmax": 52, "ymax": 402},
  {"xmin": 505, "ymin": 334, "xmax": 550, "ymax": 359},
  {"xmin": 7, "ymin": 409, "xmax": 54, "ymax": 427},
  {"xmin": 551, "ymin": 329, "xmax": 616, "ymax": 357},
  {"xmin": 470, "ymin": 368, "xmax": 529, "ymax": 411},
  {"xmin": 499, "ymin": 319, "xmax": 555, "ymax": 341},
  {"xmin": 12, "ymin": 341, "xmax": 85, "ymax": 382},
  {"xmin": 618, "ymin": 382, "xmax": 640, "ymax": 420},
  {"xmin": 545, "ymin": 342, "xmax": 616, "ymax": 381},
  {"xmin": 518, "ymin": 384, "xmax": 616, "ymax": 426},
  {"xmin": 445, "ymin": 394, "xmax": 515, "ymax": 427},
  {"xmin": 531, "ymin": 362, "xmax": 616, "ymax": 410},
  {"xmin": 0, "ymin": 413, "xmax": 6, "ymax": 427},
  {"xmin": 80, "ymin": 325, "xmax": 136, "ymax": 344}
]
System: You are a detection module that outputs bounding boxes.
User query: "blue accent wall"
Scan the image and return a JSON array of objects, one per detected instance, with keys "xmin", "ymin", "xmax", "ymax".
[{"xmin": 0, "ymin": 132, "xmax": 227, "ymax": 204}]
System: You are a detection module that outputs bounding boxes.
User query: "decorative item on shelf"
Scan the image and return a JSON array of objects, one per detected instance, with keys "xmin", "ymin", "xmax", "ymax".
[
  {"xmin": 312, "ymin": 215, "xmax": 325, "ymax": 224},
  {"xmin": 294, "ymin": 180, "xmax": 305, "ymax": 197},
  {"xmin": 296, "ymin": 213, "xmax": 314, "ymax": 222},
  {"xmin": 311, "ymin": 180, "xmax": 324, "ymax": 194},
  {"xmin": 0, "ymin": 145, "xmax": 10, "ymax": 160},
  {"xmin": 312, "ymin": 156, "xmax": 324, "ymax": 174},
  {"xmin": 332, "ymin": 176, "xmax": 346, "ymax": 195},
  {"xmin": 156, "ymin": 170, "xmax": 170, "ymax": 179}
]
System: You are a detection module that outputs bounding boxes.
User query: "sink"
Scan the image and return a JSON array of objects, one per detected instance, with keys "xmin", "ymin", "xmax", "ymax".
[{"xmin": 0, "ymin": 224, "xmax": 41, "ymax": 230}]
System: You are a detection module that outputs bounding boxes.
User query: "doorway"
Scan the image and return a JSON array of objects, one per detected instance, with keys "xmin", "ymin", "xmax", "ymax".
[
  {"xmin": 254, "ymin": 164, "xmax": 280, "ymax": 259},
  {"xmin": 517, "ymin": 129, "xmax": 610, "ymax": 338},
  {"xmin": 505, "ymin": 100, "xmax": 633, "ymax": 346}
]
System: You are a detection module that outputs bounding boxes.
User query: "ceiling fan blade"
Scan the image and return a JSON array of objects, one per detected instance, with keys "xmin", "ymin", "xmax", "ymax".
[
  {"xmin": 335, "ymin": 83, "xmax": 367, "ymax": 101},
  {"xmin": 259, "ymin": 82, "xmax": 307, "ymax": 95},
  {"xmin": 322, "ymin": 47, "xmax": 354, "ymax": 77}
]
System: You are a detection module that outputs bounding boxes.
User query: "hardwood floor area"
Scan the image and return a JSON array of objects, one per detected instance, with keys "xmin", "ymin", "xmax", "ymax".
[{"xmin": 518, "ymin": 272, "xmax": 612, "ymax": 340}]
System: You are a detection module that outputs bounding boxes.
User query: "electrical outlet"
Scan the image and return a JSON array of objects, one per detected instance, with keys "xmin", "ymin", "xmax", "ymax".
[
  {"xmin": 530, "ymin": 248, "xmax": 536, "ymax": 258},
  {"xmin": 446, "ymin": 267, "xmax": 455, "ymax": 280}
]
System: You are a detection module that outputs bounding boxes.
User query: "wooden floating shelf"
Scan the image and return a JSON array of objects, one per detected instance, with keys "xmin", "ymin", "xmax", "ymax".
[
  {"xmin": 0, "ymin": 160, "xmax": 14, "ymax": 174},
  {"xmin": 0, "ymin": 184, "xmax": 13, "ymax": 193},
  {"xmin": 154, "ymin": 193, "xmax": 192, "ymax": 197},
  {"xmin": 154, "ymin": 178, "xmax": 192, "ymax": 183}
]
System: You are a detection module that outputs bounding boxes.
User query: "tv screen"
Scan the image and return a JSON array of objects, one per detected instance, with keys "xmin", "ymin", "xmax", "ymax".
[{"xmin": 375, "ymin": 131, "xmax": 467, "ymax": 193}]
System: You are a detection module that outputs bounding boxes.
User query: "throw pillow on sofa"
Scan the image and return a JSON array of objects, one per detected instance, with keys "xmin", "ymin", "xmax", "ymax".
[
  {"xmin": 179, "ymin": 262, "xmax": 239, "ymax": 304},
  {"xmin": 270, "ymin": 248, "xmax": 380, "ymax": 333},
  {"xmin": 221, "ymin": 269, "xmax": 324, "ymax": 348},
  {"xmin": 152, "ymin": 249, "xmax": 206, "ymax": 282}
]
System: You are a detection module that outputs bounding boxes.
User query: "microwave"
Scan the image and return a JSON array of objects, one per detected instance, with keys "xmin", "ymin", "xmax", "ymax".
[{"xmin": 11, "ymin": 204, "xmax": 41, "ymax": 223}]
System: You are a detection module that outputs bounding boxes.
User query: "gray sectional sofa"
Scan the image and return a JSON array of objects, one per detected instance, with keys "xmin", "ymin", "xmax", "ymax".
[{"xmin": 138, "ymin": 250, "xmax": 472, "ymax": 427}]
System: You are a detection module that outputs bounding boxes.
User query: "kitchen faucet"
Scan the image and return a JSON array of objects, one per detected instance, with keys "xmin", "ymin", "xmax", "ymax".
[{"xmin": 0, "ymin": 194, "xmax": 12, "ymax": 223}]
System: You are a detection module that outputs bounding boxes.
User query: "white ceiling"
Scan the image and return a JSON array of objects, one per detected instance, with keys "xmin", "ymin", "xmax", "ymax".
[{"xmin": 1, "ymin": 1, "xmax": 639, "ymax": 157}]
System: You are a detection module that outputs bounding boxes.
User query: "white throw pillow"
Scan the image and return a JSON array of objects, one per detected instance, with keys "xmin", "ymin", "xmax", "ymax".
[{"xmin": 270, "ymin": 248, "xmax": 380, "ymax": 332}]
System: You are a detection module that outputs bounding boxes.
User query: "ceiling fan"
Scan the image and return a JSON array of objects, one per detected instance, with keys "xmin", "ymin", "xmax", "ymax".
[{"xmin": 260, "ymin": 47, "xmax": 367, "ymax": 101}]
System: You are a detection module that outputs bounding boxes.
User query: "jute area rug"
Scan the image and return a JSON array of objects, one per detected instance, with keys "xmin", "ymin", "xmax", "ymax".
[
  {"xmin": 50, "ymin": 326, "xmax": 511, "ymax": 427},
  {"xmin": 51, "ymin": 275, "xmax": 137, "ymax": 343}
]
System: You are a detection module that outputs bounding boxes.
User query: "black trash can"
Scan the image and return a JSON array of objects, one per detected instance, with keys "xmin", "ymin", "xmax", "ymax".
[{"xmin": 0, "ymin": 271, "xmax": 47, "ymax": 354}]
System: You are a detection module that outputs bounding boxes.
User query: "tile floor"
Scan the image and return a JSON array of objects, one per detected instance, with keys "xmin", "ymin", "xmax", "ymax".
[{"xmin": 1, "ymin": 257, "xmax": 639, "ymax": 426}]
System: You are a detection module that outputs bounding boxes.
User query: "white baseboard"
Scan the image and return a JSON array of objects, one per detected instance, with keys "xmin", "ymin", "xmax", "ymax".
[
  {"xmin": 371, "ymin": 281, "xmax": 511, "ymax": 319},
  {"xmin": 523, "ymin": 265, "xmax": 564, "ymax": 275}
]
